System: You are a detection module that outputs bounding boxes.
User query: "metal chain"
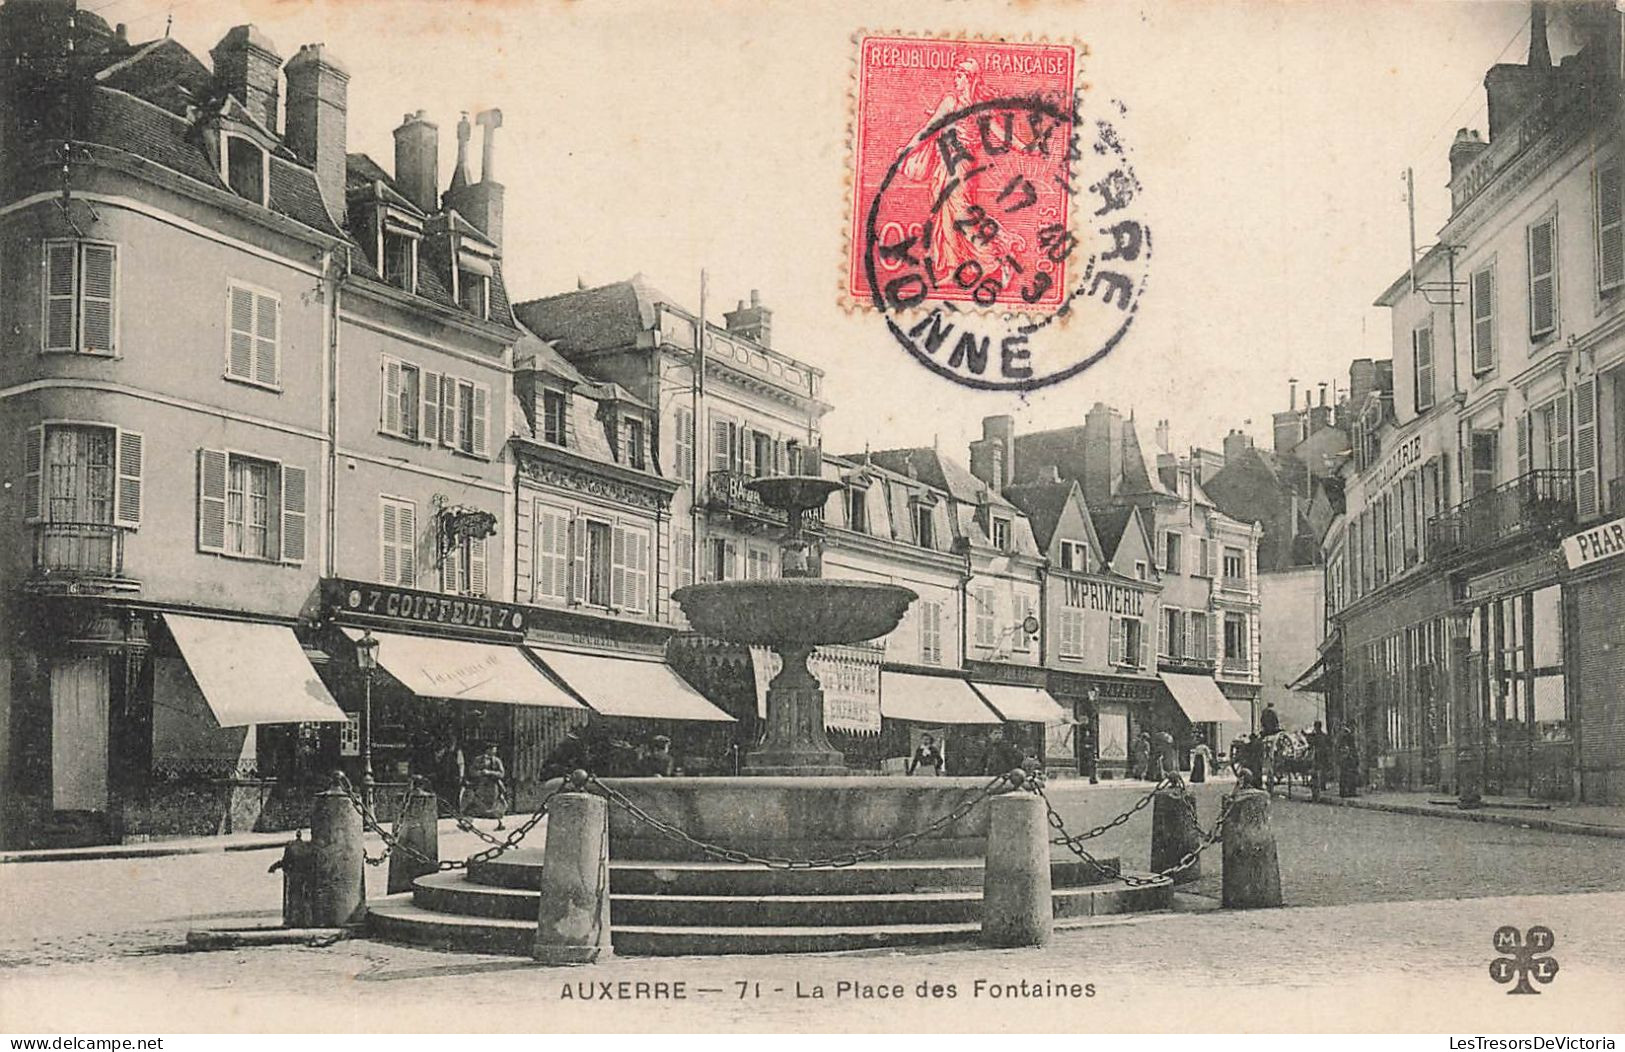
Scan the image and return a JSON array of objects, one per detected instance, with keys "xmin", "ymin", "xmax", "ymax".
[
  {"xmin": 587, "ymin": 771, "xmax": 1015, "ymax": 870},
  {"xmin": 1038, "ymin": 780, "xmax": 1231, "ymax": 887},
  {"xmin": 340, "ymin": 781, "xmax": 566, "ymax": 872}
]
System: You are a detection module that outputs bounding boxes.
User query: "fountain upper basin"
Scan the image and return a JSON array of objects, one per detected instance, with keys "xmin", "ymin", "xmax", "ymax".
[{"xmin": 672, "ymin": 579, "xmax": 917, "ymax": 646}]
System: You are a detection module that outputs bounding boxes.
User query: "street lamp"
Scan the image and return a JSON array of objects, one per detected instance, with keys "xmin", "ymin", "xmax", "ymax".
[
  {"xmin": 354, "ymin": 630, "xmax": 380, "ymax": 810},
  {"xmin": 1086, "ymin": 687, "xmax": 1100, "ymax": 784}
]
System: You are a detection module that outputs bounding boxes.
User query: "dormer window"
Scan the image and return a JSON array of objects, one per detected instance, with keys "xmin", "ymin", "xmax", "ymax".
[
  {"xmin": 221, "ymin": 134, "xmax": 268, "ymax": 206},
  {"xmin": 383, "ymin": 231, "xmax": 418, "ymax": 293},
  {"xmin": 1059, "ymin": 539, "xmax": 1088, "ymax": 571},
  {"xmin": 541, "ymin": 389, "xmax": 568, "ymax": 446},
  {"xmin": 913, "ymin": 503, "xmax": 934, "ymax": 548},
  {"xmin": 453, "ymin": 237, "xmax": 496, "ymax": 321},
  {"xmin": 991, "ymin": 516, "xmax": 1012, "ymax": 551},
  {"xmin": 846, "ymin": 485, "xmax": 868, "ymax": 532},
  {"xmin": 626, "ymin": 418, "xmax": 647, "ymax": 470},
  {"xmin": 458, "ymin": 268, "xmax": 489, "ymax": 318}
]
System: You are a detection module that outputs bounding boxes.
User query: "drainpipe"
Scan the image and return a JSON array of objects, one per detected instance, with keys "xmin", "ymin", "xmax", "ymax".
[{"xmin": 322, "ymin": 247, "xmax": 347, "ymax": 579}]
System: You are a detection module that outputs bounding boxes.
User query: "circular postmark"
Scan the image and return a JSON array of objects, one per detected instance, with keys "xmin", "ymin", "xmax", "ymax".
[{"xmin": 861, "ymin": 94, "xmax": 1150, "ymax": 391}]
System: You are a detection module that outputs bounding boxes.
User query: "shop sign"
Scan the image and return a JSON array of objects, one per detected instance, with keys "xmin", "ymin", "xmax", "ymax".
[
  {"xmin": 1098, "ymin": 709, "xmax": 1129, "ymax": 761},
  {"xmin": 322, "ymin": 578, "xmax": 528, "ymax": 636},
  {"xmin": 1561, "ymin": 517, "xmax": 1625, "ymax": 571},
  {"xmin": 1369, "ymin": 431, "xmax": 1435, "ymax": 491},
  {"xmin": 1461, "ymin": 554, "xmax": 1562, "ymax": 602},
  {"xmin": 1061, "ymin": 577, "xmax": 1144, "ymax": 617}
]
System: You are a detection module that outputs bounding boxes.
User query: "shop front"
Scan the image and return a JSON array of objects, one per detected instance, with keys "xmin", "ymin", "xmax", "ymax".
[
  {"xmin": 878, "ymin": 665, "xmax": 1000, "ymax": 775},
  {"xmin": 1042, "ymin": 670, "xmax": 1160, "ymax": 780},
  {"xmin": 1451, "ymin": 551, "xmax": 1572, "ymax": 801},
  {"xmin": 1563, "ymin": 515, "xmax": 1625, "ymax": 803},
  {"xmin": 318, "ymin": 579, "xmax": 583, "ymax": 812}
]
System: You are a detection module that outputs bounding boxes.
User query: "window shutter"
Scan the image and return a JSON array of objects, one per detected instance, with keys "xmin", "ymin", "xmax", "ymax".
[
  {"xmin": 382, "ymin": 359, "xmax": 401, "ymax": 433},
  {"xmin": 711, "ymin": 417, "xmax": 730, "ymax": 472},
  {"xmin": 1575, "ymin": 378, "xmax": 1599, "ymax": 519},
  {"xmin": 634, "ymin": 530, "xmax": 649, "ymax": 612},
  {"xmin": 114, "ymin": 429, "xmax": 142, "ymax": 527},
  {"xmin": 23, "ymin": 425, "xmax": 43, "ymax": 523},
  {"xmin": 1158, "ymin": 609, "xmax": 1169, "ymax": 656},
  {"xmin": 1516, "ymin": 412, "xmax": 1531, "ymax": 478},
  {"xmin": 1597, "ymin": 162, "xmax": 1623, "ymax": 293},
  {"xmin": 610, "ymin": 525, "xmax": 628, "ymax": 607},
  {"xmin": 1414, "ymin": 326, "xmax": 1434, "ymax": 409},
  {"xmin": 229, "ymin": 286, "xmax": 255, "ymax": 379},
  {"xmin": 197, "ymin": 448, "xmax": 228, "ymax": 552},
  {"xmin": 1108, "ymin": 617, "xmax": 1122, "ymax": 664},
  {"xmin": 1139, "ymin": 619, "xmax": 1151, "ymax": 669},
  {"xmin": 440, "ymin": 535, "xmax": 461, "ymax": 594},
  {"xmin": 420, "ymin": 370, "xmax": 441, "ymax": 444},
  {"xmin": 1528, "ymin": 217, "xmax": 1557, "ymax": 339},
  {"xmin": 570, "ymin": 517, "xmax": 586, "ymax": 601},
  {"xmin": 280, "ymin": 464, "xmax": 307, "ymax": 563},
  {"xmin": 1553, "ymin": 397, "xmax": 1571, "ymax": 475},
  {"xmin": 1210, "ymin": 612, "xmax": 1220, "ymax": 667},
  {"xmin": 468, "ymin": 537, "xmax": 487, "ymax": 597},
  {"xmin": 472, "ymin": 383, "xmax": 490, "ymax": 457},
  {"xmin": 440, "ymin": 376, "xmax": 457, "ymax": 446},
  {"xmin": 79, "ymin": 244, "xmax": 115, "ymax": 353},
  {"xmin": 44, "ymin": 242, "xmax": 76, "ymax": 352},
  {"xmin": 1471, "ymin": 267, "xmax": 1495, "ymax": 374},
  {"xmin": 381, "ymin": 501, "xmax": 398, "ymax": 583},
  {"xmin": 742, "ymin": 428, "xmax": 757, "ymax": 477},
  {"xmin": 254, "ymin": 292, "xmax": 279, "ymax": 386}
]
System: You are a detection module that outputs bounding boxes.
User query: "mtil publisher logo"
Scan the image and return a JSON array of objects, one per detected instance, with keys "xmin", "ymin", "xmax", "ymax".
[{"xmin": 1489, "ymin": 924, "xmax": 1558, "ymax": 995}]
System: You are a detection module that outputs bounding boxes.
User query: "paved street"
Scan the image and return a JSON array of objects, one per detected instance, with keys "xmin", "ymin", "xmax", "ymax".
[{"xmin": 3, "ymin": 800, "xmax": 1625, "ymax": 1031}]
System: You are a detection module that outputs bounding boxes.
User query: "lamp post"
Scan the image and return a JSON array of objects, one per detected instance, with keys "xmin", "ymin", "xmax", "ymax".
[
  {"xmin": 354, "ymin": 630, "xmax": 380, "ymax": 811},
  {"xmin": 1086, "ymin": 687, "xmax": 1100, "ymax": 784}
]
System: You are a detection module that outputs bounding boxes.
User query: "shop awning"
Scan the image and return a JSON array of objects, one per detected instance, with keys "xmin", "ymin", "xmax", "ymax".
[
  {"xmin": 340, "ymin": 627, "xmax": 580, "ymax": 709},
  {"xmin": 881, "ymin": 671, "xmax": 1000, "ymax": 725},
  {"xmin": 163, "ymin": 614, "xmax": 347, "ymax": 726},
  {"xmin": 529, "ymin": 647, "xmax": 734, "ymax": 722},
  {"xmin": 1158, "ymin": 672, "xmax": 1246, "ymax": 724},
  {"xmin": 1286, "ymin": 652, "xmax": 1330, "ymax": 692},
  {"xmin": 972, "ymin": 683, "xmax": 1071, "ymax": 725}
]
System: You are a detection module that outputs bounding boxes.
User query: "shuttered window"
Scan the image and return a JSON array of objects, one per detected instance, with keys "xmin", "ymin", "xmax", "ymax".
[
  {"xmin": 226, "ymin": 284, "xmax": 279, "ymax": 387},
  {"xmin": 534, "ymin": 503, "xmax": 572, "ymax": 602},
  {"xmin": 197, "ymin": 449, "xmax": 303, "ymax": 562},
  {"xmin": 1528, "ymin": 215, "xmax": 1558, "ymax": 341},
  {"xmin": 439, "ymin": 535, "xmax": 488, "ymax": 597},
  {"xmin": 921, "ymin": 601, "xmax": 944, "ymax": 665},
  {"xmin": 1058, "ymin": 608, "xmax": 1083, "ymax": 659},
  {"xmin": 381, "ymin": 357, "xmax": 486, "ymax": 453},
  {"xmin": 1575, "ymin": 378, "xmax": 1599, "ymax": 519},
  {"xmin": 673, "ymin": 407, "xmax": 694, "ymax": 480},
  {"xmin": 1471, "ymin": 265, "xmax": 1496, "ymax": 375},
  {"xmin": 380, "ymin": 497, "xmax": 416, "ymax": 586},
  {"xmin": 42, "ymin": 241, "xmax": 117, "ymax": 354},
  {"xmin": 24, "ymin": 424, "xmax": 140, "ymax": 527},
  {"xmin": 1413, "ymin": 324, "xmax": 1435, "ymax": 411},
  {"xmin": 611, "ymin": 523, "xmax": 651, "ymax": 613},
  {"xmin": 673, "ymin": 527, "xmax": 695, "ymax": 591},
  {"xmin": 1597, "ymin": 161, "xmax": 1623, "ymax": 294}
]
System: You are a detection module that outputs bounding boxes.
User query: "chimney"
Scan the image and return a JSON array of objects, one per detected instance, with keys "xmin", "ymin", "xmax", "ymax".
[
  {"xmin": 1272, "ymin": 411, "xmax": 1303, "ymax": 454},
  {"xmin": 393, "ymin": 110, "xmax": 439, "ymax": 214},
  {"xmin": 442, "ymin": 108, "xmax": 505, "ymax": 248},
  {"xmin": 283, "ymin": 44, "xmax": 349, "ymax": 228},
  {"xmin": 1483, "ymin": 3, "xmax": 1555, "ymax": 141},
  {"xmin": 969, "ymin": 415, "xmax": 1014, "ymax": 489},
  {"xmin": 1308, "ymin": 404, "xmax": 1332, "ymax": 435},
  {"xmin": 723, "ymin": 289, "xmax": 772, "ymax": 347},
  {"xmin": 1288, "ymin": 378, "xmax": 1298, "ymax": 412},
  {"xmin": 1448, "ymin": 128, "xmax": 1489, "ymax": 179},
  {"xmin": 1318, "ymin": 382, "xmax": 1328, "ymax": 407},
  {"xmin": 1082, "ymin": 403, "xmax": 1123, "ymax": 510},
  {"xmin": 1154, "ymin": 418, "xmax": 1170, "ymax": 453},
  {"xmin": 1349, "ymin": 358, "xmax": 1377, "ymax": 418},
  {"xmin": 1223, "ymin": 428, "xmax": 1254, "ymax": 464},
  {"xmin": 211, "ymin": 25, "xmax": 281, "ymax": 133}
]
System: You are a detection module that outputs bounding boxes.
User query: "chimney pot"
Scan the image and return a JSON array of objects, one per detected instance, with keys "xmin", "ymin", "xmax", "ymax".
[
  {"xmin": 285, "ymin": 42, "xmax": 350, "ymax": 227},
  {"xmin": 211, "ymin": 25, "xmax": 282, "ymax": 133},
  {"xmin": 393, "ymin": 110, "xmax": 440, "ymax": 214}
]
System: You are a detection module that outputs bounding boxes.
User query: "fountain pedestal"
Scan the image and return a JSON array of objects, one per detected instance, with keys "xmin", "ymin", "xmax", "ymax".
[{"xmin": 746, "ymin": 645, "xmax": 847, "ymax": 777}]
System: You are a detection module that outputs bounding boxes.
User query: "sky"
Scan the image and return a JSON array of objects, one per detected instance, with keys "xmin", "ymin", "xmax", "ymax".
[{"xmin": 78, "ymin": 0, "xmax": 1592, "ymax": 460}]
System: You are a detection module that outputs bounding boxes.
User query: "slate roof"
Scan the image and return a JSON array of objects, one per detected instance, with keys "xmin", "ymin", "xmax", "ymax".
[
  {"xmin": 1003, "ymin": 481, "xmax": 1073, "ymax": 551},
  {"xmin": 513, "ymin": 276, "xmax": 671, "ymax": 358},
  {"xmin": 864, "ymin": 447, "xmax": 1017, "ymax": 510},
  {"xmin": 1091, "ymin": 506, "xmax": 1136, "ymax": 561}
]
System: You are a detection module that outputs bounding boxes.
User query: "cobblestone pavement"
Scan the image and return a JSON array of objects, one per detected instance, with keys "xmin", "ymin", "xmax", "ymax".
[{"xmin": 2, "ymin": 891, "xmax": 1621, "ymax": 1033}]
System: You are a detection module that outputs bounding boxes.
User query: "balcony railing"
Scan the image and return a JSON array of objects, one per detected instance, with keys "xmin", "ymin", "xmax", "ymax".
[
  {"xmin": 705, "ymin": 470, "xmax": 824, "ymax": 529},
  {"xmin": 1221, "ymin": 654, "xmax": 1250, "ymax": 674},
  {"xmin": 1426, "ymin": 470, "xmax": 1574, "ymax": 561},
  {"xmin": 32, "ymin": 521, "xmax": 127, "ymax": 577}
]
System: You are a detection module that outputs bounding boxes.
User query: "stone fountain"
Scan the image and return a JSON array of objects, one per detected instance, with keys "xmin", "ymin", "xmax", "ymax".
[{"xmin": 671, "ymin": 474, "xmax": 916, "ymax": 775}]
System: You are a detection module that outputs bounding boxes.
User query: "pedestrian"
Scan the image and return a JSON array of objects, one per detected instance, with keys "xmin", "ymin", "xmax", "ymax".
[
  {"xmin": 466, "ymin": 743, "xmax": 509, "ymax": 829},
  {"xmin": 641, "ymin": 734, "xmax": 675, "ymax": 777},
  {"xmin": 981, "ymin": 726, "xmax": 1025, "ymax": 776},
  {"xmin": 1144, "ymin": 728, "xmax": 1167, "ymax": 781},
  {"xmin": 1190, "ymin": 741, "xmax": 1213, "ymax": 783},
  {"xmin": 906, "ymin": 733, "xmax": 945, "ymax": 776},
  {"xmin": 1155, "ymin": 731, "xmax": 1176, "ymax": 781},
  {"xmin": 1337, "ymin": 724, "xmax": 1361, "ymax": 797},
  {"xmin": 1260, "ymin": 702, "xmax": 1281, "ymax": 737},
  {"xmin": 538, "ymin": 724, "xmax": 593, "ymax": 785},
  {"xmin": 434, "ymin": 733, "xmax": 465, "ymax": 816},
  {"xmin": 1307, "ymin": 720, "xmax": 1333, "ymax": 799},
  {"xmin": 1129, "ymin": 730, "xmax": 1149, "ymax": 780}
]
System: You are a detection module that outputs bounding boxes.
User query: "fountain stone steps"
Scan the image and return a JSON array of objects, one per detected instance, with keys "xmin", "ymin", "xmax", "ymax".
[
  {"xmin": 466, "ymin": 852, "xmax": 1122, "ymax": 895},
  {"xmin": 367, "ymin": 874, "xmax": 1174, "ymax": 957}
]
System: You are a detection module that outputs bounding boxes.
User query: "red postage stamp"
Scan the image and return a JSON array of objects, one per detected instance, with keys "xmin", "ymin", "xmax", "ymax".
[{"xmin": 848, "ymin": 34, "xmax": 1081, "ymax": 313}]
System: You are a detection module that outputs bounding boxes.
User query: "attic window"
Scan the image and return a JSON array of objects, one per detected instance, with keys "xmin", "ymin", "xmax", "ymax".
[
  {"xmin": 914, "ymin": 504, "xmax": 934, "ymax": 548},
  {"xmin": 541, "ymin": 389, "xmax": 567, "ymax": 446},
  {"xmin": 626, "ymin": 418, "xmax": 647, "ymax": 470},
  {"xmin": 222, "ymin": 135, "xmax": 267, "ymax": 206},
  {"xmin": 458, "ymin": 268, "xmax": 490, "ymax": 319},
  {"xmin": 383, "ymin": 232, "xmax": 418, "ymax": 293},
  {"xmin": 991, "ymin": 516, "xmax": 1012, "ymax": 551}
]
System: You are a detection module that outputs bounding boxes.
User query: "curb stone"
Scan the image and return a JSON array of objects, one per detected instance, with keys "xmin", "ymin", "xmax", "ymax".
[{"xmin": 1290, "ymin": 793, "xmax": 1625, "ymax": 840}]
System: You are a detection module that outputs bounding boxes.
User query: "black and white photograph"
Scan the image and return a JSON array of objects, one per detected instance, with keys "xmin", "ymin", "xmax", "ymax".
[{"xmin": 0, "ymin": 0, "xmax": 1622, "ymax": 1038}]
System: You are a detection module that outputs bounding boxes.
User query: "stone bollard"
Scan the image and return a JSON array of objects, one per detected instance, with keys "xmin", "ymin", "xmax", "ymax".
[
  {"xmin": 388, "ymin": 777, "xmax": 441, "ymax": 894},
  {"xmin": 1150, "ymin": 781, "xmax": 1201, "ymax": 884},
  {"xmin": 1221, "ymin": 789, "xmax": 1282, "ymax": 909},
  {"xmin": 310, "ymin": 777, "xmax": 366, "ymax": 927},
  {"xmin": 533, "ymin": 785, "xmax": 613, "ymax": 965},
  {"xmin": 981, "ymin": 788, "xmax": 1053, "ymax": 948}
]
